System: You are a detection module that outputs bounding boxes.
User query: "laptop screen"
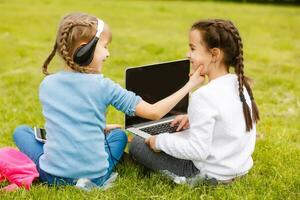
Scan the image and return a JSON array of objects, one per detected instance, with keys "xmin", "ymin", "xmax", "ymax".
[{"xmin": 125, "ymin": 59, "xmax": 190, "ymax": 127}]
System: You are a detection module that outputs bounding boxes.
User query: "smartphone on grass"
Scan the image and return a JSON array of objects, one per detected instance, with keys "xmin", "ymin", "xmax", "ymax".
[{"xmin": 34, "ymin": 127, "xmax": 47, "ymax": 143}]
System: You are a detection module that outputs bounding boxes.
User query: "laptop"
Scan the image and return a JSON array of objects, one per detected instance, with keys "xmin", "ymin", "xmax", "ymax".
[{"xmin": 125, "ymin": 59, "xmax": 190, "ymax": 139}]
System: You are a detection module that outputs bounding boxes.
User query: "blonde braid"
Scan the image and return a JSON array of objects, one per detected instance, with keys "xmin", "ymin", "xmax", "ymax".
[
  {"xmin": 58, "ymin": 20, "xmax": 96, "ymax": 73},
  {"xmin": 42, "ymin": 43, "xmax": 57, "ymax": 75}
]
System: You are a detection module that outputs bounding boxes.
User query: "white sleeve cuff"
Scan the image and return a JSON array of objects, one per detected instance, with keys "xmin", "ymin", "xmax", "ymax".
[{"xmin": 155, "ymin": 133, "xmax": 168, "ymax": 151}]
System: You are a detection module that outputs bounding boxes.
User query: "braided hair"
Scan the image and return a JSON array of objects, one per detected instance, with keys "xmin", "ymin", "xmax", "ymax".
[
  {"xmin": 191, "ymin": 19, "xmax": 259, "ymax": 132},
  {"xmin": 42, "ymin": 12, "xmax": 98, "ymax": 74}
]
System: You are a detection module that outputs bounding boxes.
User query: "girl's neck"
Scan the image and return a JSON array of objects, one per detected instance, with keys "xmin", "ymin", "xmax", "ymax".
[{"xmin": 207, "ymin": 65, "xmax": 229, "ymax": 82}]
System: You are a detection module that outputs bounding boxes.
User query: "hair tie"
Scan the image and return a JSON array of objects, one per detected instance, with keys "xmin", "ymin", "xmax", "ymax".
[{"xmin": 240, "ymin": 95, "xmax": 245, "ymax": 102}]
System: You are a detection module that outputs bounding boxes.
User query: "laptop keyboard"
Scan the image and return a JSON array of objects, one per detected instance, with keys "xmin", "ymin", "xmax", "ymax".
[{"xmin": 140, "ymin": 122, "xmax": 177, "ymax": 135}]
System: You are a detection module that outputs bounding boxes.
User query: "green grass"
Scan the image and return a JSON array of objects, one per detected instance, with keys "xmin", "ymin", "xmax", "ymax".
[{"xmin": 0, "ymin": 0, "xmax": 299, "ymax": 199}]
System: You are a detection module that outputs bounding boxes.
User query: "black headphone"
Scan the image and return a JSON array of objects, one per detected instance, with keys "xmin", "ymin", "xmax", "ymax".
[{"xmin": 73, "ymin": 19, "xmax": 105, "ymax": 66}]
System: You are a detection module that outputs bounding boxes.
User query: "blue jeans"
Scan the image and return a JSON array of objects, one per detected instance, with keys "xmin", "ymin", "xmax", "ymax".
[{"xmin": 13, "ymin": 125, "xmax": 127, "ymax": 186}]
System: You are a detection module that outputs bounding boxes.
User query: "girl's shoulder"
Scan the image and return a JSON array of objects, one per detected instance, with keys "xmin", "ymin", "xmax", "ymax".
[
  {"xmin": 190, "ymin": 74, "xmax": 238, "ymax": 109},
  {"xmin": 39, "ymin": 71, "xmax": 110, "ymax": 93},
  {"xmin": 194, "ymin": 74, "xmax": 237, "ymax": 96},
  {"xmin": 41, "ymin": 71, "xmax": 106, "ymax": 83}
]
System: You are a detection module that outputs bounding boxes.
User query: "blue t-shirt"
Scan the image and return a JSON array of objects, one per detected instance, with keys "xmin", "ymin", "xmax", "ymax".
[{"xmin": 38, "ymin": 71, "xmax": 141, "ymax": 179}]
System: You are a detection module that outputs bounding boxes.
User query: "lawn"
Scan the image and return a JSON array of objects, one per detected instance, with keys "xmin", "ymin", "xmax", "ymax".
[{"xmin": 0, "ymin": 0, "xmax": 299, "ymax": 199}]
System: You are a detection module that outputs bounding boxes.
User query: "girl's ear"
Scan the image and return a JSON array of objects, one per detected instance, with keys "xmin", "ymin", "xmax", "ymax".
[{"xmin": 211, "ymin": 48, "xmax": 221, "ymax": 63}]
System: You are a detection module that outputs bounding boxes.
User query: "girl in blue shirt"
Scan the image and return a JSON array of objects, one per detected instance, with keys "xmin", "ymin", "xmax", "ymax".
[{"xmin": 13, "ymin": 12, "xmax": 203, "ymax": 187}]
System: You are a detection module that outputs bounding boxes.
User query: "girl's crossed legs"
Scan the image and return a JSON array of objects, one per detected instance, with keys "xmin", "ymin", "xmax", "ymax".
[
  {"xmin": 13, "ymin": 125, "xmax": 127, "ymax": 186},
  {"xmin": 129, "ymin": 136, "xmax": 200, "ymax": 178}
]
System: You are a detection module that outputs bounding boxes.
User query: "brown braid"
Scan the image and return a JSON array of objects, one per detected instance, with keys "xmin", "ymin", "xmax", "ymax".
[
  {"xmin": 244, "ymin": 79, "xmax": 260, "ymax": 123},
  {"xmin": 41, "ymin": 13, "xmax": 98, "ymax": 74},
  {"xmin": 220, "ymin": 20, "xmax": 260, "ymax": 127},
  {"xmin": 191, "ymin": 19, "xmax": 260, "ymax": 132},
  {"xmin": 216, "ymin": 21, "xmax": 253, "ymax": 131}
]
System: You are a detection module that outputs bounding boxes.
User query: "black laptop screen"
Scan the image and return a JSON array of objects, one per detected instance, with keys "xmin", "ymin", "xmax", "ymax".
[{"xmin": 125, "ymin": 59, "xmax": 190, "ymax": 127}]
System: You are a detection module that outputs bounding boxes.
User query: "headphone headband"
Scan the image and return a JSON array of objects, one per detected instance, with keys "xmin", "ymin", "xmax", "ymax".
[{"xmin": 95, "ymin": 19, "xmax": 105, "ymax": 38}]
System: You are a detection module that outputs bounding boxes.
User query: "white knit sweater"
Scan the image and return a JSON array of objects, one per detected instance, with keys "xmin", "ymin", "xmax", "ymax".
[{"xmin": 156, "ymin": 74, "xmax": 256, "ymax": 181}]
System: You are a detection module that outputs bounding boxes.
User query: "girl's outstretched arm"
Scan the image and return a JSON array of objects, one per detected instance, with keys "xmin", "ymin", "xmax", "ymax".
[{"xmin": 135, "ymin": 66, "xmax": 204, "ymax": 121}]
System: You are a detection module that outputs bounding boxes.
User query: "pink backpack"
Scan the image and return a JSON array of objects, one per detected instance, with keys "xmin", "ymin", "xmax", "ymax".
[{"xmin": 0, "ymin": 147, "xmax": 39, "ymax": 191}]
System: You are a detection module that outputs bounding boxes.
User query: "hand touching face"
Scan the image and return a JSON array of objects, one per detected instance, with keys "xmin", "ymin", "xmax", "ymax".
[{"xmin": 187, "ymin": 29, "xmax": 213, "ymax": 76}]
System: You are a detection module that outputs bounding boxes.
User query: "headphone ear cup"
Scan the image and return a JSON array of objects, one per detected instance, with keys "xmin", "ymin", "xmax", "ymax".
[{"xmin": 73, "ymin": 37, "xmax": 99, "ymax": 66}]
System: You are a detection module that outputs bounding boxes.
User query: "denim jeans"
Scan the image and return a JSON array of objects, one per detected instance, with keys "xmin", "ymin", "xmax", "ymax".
[{"xmin": 13, "ymin": 125, "xmax": 127, "ymax": 186}]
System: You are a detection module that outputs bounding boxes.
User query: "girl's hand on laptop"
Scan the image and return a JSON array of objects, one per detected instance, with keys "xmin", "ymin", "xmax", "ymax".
[
  {"xmin": 171, "ymin": 114, "xmax": 190, "ymax": 131},
  {"xmin": 188, "ymin": 64, "xmax": 205, "ymax": 88},
  {"xmin": 104, "ymin": 124, "xmax": 123, "ymax": 133},
  {"xmin": 145, "ymin": 136, "xmax": 161, "ymax": 152}
]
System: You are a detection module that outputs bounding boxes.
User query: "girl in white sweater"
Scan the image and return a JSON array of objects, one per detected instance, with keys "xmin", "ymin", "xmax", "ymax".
[{"xmin": 129, "ymin": 19, "xmax": 260, "ymax": 184}]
